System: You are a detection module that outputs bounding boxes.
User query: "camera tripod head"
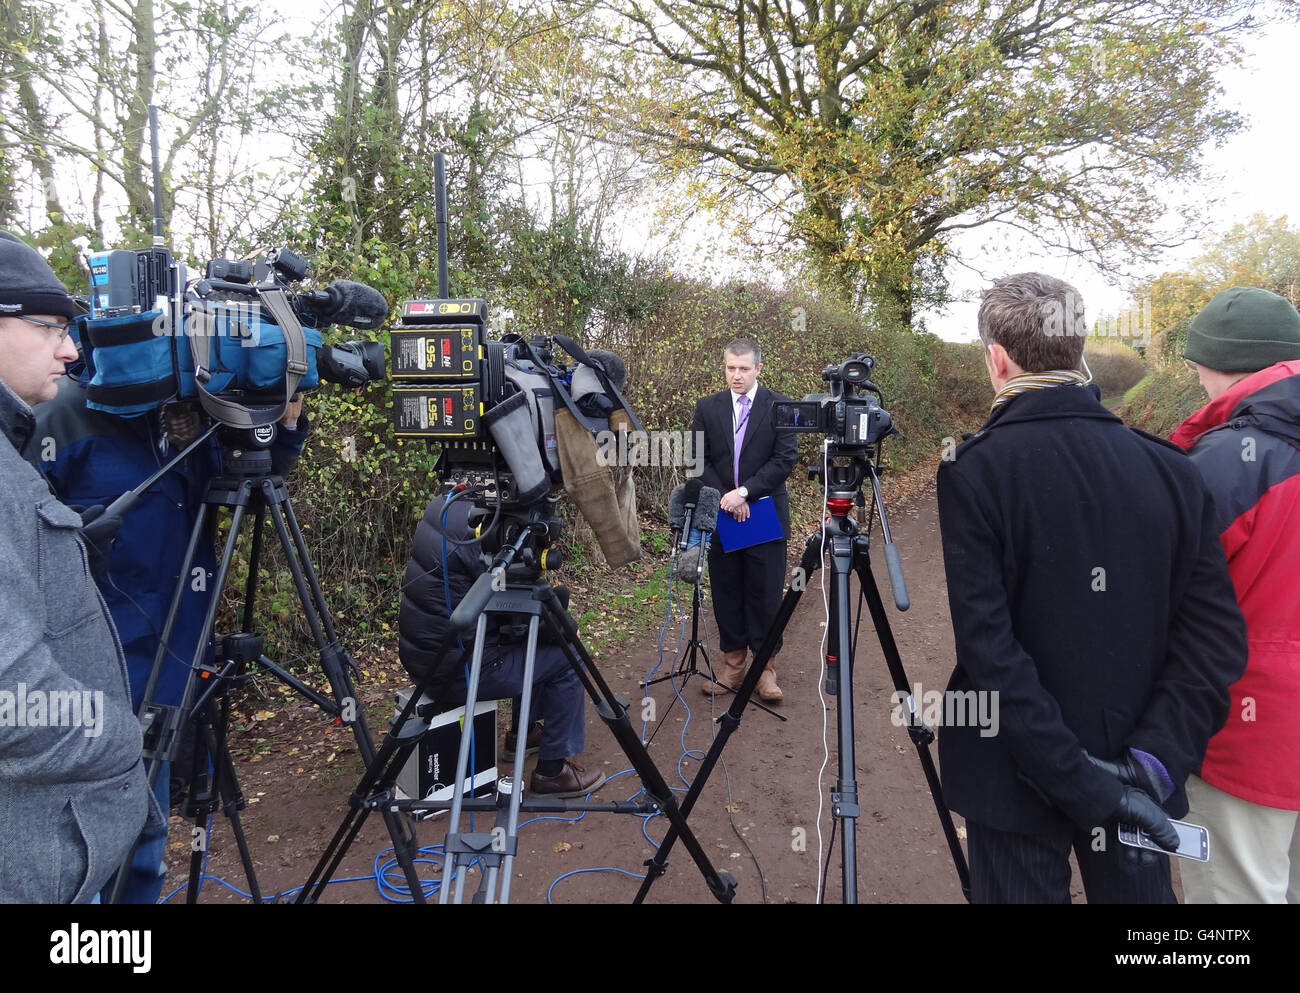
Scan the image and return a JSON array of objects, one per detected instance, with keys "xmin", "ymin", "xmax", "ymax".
[
  {"xmin": 216, "ymin": 421, "xmax": 282, "ymax": 476},
  {"xmin": 458, "ymin": 490, "xmax": 566, "ymax": 586},
  {"xmin": 810, "ymin": 442, "xmax": 877, "ymax": 505}
]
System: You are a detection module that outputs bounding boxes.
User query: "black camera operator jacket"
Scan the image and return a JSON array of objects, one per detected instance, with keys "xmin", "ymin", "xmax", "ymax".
[
  {"xmin": 398, "ymin": 493, "xmax": 570, "ymax": 696},
  {"xmin": 935, "ymin": 383, "xmax": 1248, "ymax": 835},
  {"xmin": 398, "ymin": 493, "xmax": 489, "ymax": 694}
]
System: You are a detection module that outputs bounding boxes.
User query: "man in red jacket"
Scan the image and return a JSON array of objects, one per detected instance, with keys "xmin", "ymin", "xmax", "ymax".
[{"xmin": 1171, "ymin": 286, "xmax": 1300, "ymax": 903}]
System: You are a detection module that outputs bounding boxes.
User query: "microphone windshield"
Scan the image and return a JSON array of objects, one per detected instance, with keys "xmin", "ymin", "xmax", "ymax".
[
  {"xmin": 694, "ymin": 486, "xmax": 721, "ymax": 530},
  {"xmin": 677, "ymin": 544, "xmax": 705, "ymax": 584},
  {"xmin": 586, "ymin": 350, "xmax": 627, "ymax": 390},
  {"xmin": 682, "ymin": 478, "xmax": 703, "ymax": 507},
  {"xmin": 302, "ymin": 280, "xmax": 390, "ymax": 329},
  {"xmin": 667, "ymin": 484, "xmax": 687, "ymax": 529}
]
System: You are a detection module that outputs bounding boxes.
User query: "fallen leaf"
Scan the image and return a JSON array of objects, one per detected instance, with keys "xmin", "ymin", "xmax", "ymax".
[
  {"xmin": 725, "ymin": 804, "xmax": 741, "ymax": 814},
  {"xmin": 252, "ymin": 710, "xmax": 277, "ymax": 722},
  {"xmin": 267, "ymin": 834, "xmax": 280, "ymax": 843},
  {"xmin": 553, "ymin": 842, "xmax": 572, "ymax": 853}
]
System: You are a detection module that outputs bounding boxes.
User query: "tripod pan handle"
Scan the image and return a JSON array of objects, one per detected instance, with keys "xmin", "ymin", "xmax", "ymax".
[
  {"xmin": 885, "ymin": 542, "xmax": 910, "ymax": 612},
  {"xmin": 451, "ymin": 571, "xmax": 496, "ymax": 633}
]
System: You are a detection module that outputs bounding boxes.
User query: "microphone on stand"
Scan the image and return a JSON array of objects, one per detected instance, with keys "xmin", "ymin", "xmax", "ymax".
[
  {"xmin": 676, "ymin": 486, "xmax": 720, "ymax": 585},
  {"xmin": 668, "ymin": 478, "xmax": 703, "ymax": 554}
]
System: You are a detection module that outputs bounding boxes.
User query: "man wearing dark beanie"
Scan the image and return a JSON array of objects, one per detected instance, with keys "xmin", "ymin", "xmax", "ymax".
[
  {"xmin": 0, "ymin": 231, "xmax": 159, "ymax": 902},
  {"xmin": 1171, "ymin": 285, "xmax": 1300, "ymax": 904}
]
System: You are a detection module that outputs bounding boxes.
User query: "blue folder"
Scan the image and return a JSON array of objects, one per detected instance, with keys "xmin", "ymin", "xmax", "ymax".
[{"xmin": 715, "ymin": 496, "xmax": 785, "ymax": 551}]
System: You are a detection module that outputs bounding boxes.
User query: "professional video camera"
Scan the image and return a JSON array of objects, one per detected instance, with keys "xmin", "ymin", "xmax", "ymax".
[
  {"xmin": 389, "ymin": 285, "xmax": 643, "ymax": 569},
  {"xmin": 77, "ymin": 242, "xmax": 387, "ymax": 429},
  {"xmin": 773, "ymin": 354, "xmax": 893, "ymax": 449},
  {"xmin": 391, "ymin": 301, "xmax": 639, "ymax": 501}
]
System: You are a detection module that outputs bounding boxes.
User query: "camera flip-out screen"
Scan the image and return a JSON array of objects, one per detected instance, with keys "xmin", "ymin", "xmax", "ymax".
[{"xmin": 773, "ymin": 400, "xmax": 822, "ymax": 432}]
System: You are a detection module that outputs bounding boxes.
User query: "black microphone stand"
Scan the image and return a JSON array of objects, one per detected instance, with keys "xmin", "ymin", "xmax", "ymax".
[{"xmin": 642, "ymin": 527, "xmax": 786, "ymax": 722}]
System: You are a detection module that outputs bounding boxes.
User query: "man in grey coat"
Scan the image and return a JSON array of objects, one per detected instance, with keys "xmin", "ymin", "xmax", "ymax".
[{"xmin": 0, "ymin": 231, "xmax": 158, "ymax": 903}]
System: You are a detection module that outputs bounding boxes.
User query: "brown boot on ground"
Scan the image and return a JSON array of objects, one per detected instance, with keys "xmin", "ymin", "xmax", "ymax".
[
  {"xmin": 701, "ymin": 649, "xmax": 748, "ymax": 695},
  {"xmin": 528, "ymin": 760, "xmax": 606, "ymax": 799},
  {"xmin": 755, "ymin": 663, "xmax": 784, "ymax": 703}
]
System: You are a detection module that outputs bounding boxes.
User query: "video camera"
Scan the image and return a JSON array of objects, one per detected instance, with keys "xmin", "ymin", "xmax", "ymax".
[
  {"xmin": 773, "ymin": 354, "xmax": 893, "ymax": 449},
  {"xmin": 389, "ymin": 298, "xmax": 640, "ymax": 508},
  {"xmin": 78, "ymin": 242, "xmax": 386, "ymax": 428}
]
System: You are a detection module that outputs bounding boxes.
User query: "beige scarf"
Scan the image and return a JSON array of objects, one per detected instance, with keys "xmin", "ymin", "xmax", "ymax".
[{"xmin": 990, "ymin": 369, "xmax": 1089, "ymax": 413}]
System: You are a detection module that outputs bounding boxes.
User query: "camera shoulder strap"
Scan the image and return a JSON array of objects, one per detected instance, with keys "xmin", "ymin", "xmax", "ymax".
[
  {"xmin": 189, "ymin": 285, "xmax": 306, "ymax": 429},
  {"xmin": 551, "ymin": 333, "xmax": 644, "ymax": 433}
]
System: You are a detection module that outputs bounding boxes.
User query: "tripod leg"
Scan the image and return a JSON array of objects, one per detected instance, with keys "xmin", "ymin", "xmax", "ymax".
[
  {"xmin": 137, "ymin": 502, "xmax": 212, "ymax": 752},
  {"xmin": 208, "ymin": 683, "xmax": 262, "ymax": 903},
  {"xmin": 177, "ymin": 495, "xmax": 253, "ymax": 904},
  {"xmin": 261, "ymin": 486, "xmax": 426, "ymax": 901},
  {"xmin": 184, "ymin": 704, "xmax": 214, "ymax": 905},
  {"xmin": 535, "ymin": 594, "xmax": 736, "ymax": 903},
  {"xmin": 240, "ymin": 504, "xmax": 267, "ymax": 633},
  {"xmin": 443, "ymin": 615, "xmax": 492, "ymax": 905},
  {"xmin": 277, "ymin": 488, "xmax": 343, "ymax": 645},
  {"xmin": 855, "ymin": 555, "xmax": 972, "ymax": 899},
  {"xmin": 493, "ymin": 619, "xmax": 538, "ymax": 904},
  {"xmin": 109, "ymin": 501, "xmax": 215, "ymax": 906},
  {"xmin": 827, "ymin": 535, "xmax": 859, "ymax": 904}
]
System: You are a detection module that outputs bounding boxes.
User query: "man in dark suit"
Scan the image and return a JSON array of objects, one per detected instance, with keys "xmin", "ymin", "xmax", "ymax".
[
  {"xmin": 936, "ymin": 272, "xmax": 1248, "ymax": 902},
  {"xmin": 690, "ymin": 338, "xmax": 797, "ymax": 702}
]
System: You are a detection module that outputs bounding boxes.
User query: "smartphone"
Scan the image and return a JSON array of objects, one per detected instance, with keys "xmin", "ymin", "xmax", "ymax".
[{"xmin": 1118, "ymin": 819, "xmax": 1210, "ymax": 862}]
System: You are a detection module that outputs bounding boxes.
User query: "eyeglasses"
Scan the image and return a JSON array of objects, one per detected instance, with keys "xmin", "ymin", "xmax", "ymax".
[{"xmin": 11, "ymin": 315, "xmax": 73, "ymax": 342}]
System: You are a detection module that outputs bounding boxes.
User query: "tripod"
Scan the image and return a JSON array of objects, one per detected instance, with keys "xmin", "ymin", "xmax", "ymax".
[
  {"xmin": 642, "ymin": 561, "xmax": 785, "ymax": 721},
  {"xmin": 129, "ymin": 424, "xmax": 424, "ymax": 903},
  {"xmin": 300, "ymin": 496, "xmax": 739, "ymax": 904},
  {"xmin": 634, "ymin": 445, "xmax": 971, "ymax": 904}
]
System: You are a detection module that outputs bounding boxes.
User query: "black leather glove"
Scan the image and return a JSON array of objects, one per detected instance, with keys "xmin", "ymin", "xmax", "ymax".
[
  {"xmin": 75, "ymin": 504, "xmax": 122, "ymax": 577},
  {"xmin": 1112, "ymin": 786, "xmax": 1179, "ymax": 851},
  {"xmin": 1086, "ymin": 748, "xmax": 1175, "ymax": 803}
]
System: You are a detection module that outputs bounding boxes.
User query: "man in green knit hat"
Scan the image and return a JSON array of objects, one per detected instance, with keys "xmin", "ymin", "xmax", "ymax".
[{"xmin": 1171, "ymin": 285, "xmax": 1300, "ymax": 904}]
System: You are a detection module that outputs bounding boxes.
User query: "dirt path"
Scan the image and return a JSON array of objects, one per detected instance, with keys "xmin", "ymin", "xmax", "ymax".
[{"xmin": 165, "ymin": 485, "xmax": 974, "ymax": 904}]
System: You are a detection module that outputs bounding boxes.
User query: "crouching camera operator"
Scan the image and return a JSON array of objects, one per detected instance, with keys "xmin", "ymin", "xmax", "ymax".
[{"xmin": 398, "ymin": 488, "xmax": 606, "ymax": 799}]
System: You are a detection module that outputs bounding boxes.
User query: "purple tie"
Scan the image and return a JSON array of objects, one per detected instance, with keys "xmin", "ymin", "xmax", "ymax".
[{"xmin": 733, "ymin": 394, "xmax": 751, "ymax": 486}]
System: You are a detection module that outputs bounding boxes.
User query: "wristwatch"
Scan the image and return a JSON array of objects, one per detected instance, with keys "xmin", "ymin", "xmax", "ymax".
[{"xmin": 737, "ymin": 486, "xmax": 749, "ymax": 499}]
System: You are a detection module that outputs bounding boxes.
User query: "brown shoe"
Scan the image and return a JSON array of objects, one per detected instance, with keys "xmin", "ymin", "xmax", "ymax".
[
  {"xmin": 528, "ymin": 760, "xmax": 607, "ymax": 799},
  {"xmin": 755, "ymin": 664, "xmax": 784, "ymax": 703},
  {"xmin": 701, "ymin": 650, "xmax": 748, "ymax": 695}
]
